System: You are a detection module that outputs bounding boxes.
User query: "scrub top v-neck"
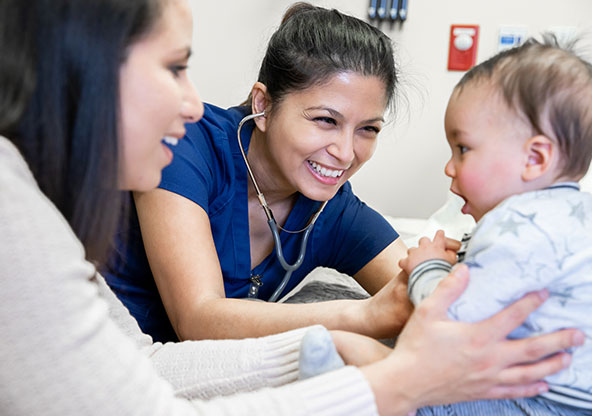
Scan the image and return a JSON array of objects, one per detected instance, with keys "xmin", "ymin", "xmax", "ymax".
[{"xmin": 104, "ymin": 103, "xmax": 398, "ymax": 342}]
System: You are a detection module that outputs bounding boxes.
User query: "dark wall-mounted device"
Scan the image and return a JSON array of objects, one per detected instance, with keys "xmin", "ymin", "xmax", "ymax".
[{"xmin": 369, "ymin": 0, "xmax": 408, "ymax": 22}]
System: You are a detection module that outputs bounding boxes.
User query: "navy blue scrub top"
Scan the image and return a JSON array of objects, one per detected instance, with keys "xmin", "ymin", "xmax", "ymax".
[{"xmin": 104, "ymin": 103, "xmax": 399, "ymax": 342}]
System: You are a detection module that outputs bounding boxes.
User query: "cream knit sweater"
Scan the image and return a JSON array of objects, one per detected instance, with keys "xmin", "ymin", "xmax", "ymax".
[{"xmin": 0, "ymin": 136, "xmax": 378, "ymax": 415}]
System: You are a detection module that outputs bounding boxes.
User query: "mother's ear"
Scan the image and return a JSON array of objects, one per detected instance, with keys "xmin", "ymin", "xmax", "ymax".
[
  {"xmin": 522, "ymin": 135, "xmax": 554, "ymax": 182},
  {"xmin": 250, "ymin": 82, "xmax": 270, "ymax": 132}
]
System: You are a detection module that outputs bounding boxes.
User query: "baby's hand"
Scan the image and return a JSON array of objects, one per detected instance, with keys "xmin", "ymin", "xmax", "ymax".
[{"xmin": 398, "ymin": 230, "xmax": 459, "ymax": 274}]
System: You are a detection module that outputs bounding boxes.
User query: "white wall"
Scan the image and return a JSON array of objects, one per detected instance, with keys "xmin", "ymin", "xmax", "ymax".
[{"xmin": 188, "ymin": 0, "xmax": 592, "ymax": 219}]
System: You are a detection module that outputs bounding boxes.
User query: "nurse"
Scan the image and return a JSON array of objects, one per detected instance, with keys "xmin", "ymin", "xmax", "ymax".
[{"xmin": 105, "ymin": 3, "xmax": 415, "ymax": 342}]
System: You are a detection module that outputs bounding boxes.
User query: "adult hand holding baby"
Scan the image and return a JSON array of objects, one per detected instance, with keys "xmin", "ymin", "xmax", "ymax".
[{"xmin": 361, "ymin": 264, "xmax": 582, "ymax": 415}]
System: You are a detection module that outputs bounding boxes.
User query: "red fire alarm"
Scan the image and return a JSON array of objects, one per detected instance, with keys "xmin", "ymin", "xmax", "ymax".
[{"xmin": 448, "ymin": 24, "xmax": 479, "ymax": 71}]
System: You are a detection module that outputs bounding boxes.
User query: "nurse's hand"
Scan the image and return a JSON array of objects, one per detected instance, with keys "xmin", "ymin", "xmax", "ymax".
[
  {"xmin": 361, "ymin": 265, "xmax": 585, "ymax": 416},
  {"xmin": 362, "ymin": 270, "xmax": 414, "ymax": 339}
]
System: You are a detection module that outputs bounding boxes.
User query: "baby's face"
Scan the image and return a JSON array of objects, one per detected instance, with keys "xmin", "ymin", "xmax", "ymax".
[{"xmin": 443, "ymin": 81, "xmax": 532, "ymax": 222}]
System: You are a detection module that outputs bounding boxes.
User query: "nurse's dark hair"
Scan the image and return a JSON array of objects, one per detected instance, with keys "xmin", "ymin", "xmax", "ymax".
[
  {"xmin": 3, "ymin": 0, "xmax": 163, "ymax": 263},
  {"xmin": 456, "ymin": 34, "xmax": 592, "ymax": 179},
  {"xmin": 249, "ymin": 2, "xmax": 398, "ymax": 111}
]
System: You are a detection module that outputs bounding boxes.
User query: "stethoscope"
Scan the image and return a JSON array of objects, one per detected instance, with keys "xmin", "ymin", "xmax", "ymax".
[{"xmin": 237, "ymin": 111, "xmax": 328, "ymax": 302}]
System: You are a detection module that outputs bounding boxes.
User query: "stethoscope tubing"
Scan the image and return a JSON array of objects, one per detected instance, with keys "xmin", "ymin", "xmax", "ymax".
[
  {"xmin": 266, "ymin": 218, "xmax": 314, "ymax": 302},
  {"xmin": 237, "ymin": 111, "xmax": 326, "ymax": 302}
]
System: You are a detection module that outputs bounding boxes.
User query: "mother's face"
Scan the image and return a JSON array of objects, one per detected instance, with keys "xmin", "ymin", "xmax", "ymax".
[
  {"xmin": 259, "ymin": 72, "xmax": 387, "ymax": 202},
  {"xmin": 118, "ymin": 0, "xmax": 203, "ymax": 191}
]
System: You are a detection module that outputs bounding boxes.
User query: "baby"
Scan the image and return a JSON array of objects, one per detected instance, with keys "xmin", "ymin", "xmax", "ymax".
[{"xmin": 400, "ymin": 35, "xmax": 592, "ymax": 414}]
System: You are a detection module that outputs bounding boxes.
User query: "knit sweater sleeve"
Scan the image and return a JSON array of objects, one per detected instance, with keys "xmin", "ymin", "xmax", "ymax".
[
  {"xmin": 96, "ymin": 273, "xmax": 336, "ymax": 398},
  {"xmin": 0, "ymin": 137, "xmax": 377, "ymax": 415}
]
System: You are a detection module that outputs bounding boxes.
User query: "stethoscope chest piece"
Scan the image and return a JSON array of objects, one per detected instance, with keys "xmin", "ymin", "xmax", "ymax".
[{"xmin": 248, "ymin": 275, "xmax": 263, "ymax": 299}]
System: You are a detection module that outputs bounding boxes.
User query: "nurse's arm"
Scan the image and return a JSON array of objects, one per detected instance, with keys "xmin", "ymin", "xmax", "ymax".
[
  {"xmin": 135, "ymin": 188, "xmax": 408, "ymax": 340},
  {"xmin": 353, "ymin": 237, "xmax": 408, "ymax": 294},
  {"xmin": 352, "ymin": 238, "xmax": 414, "ymax": 337}
]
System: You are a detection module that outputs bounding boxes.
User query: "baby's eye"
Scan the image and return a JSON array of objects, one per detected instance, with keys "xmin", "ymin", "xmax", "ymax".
[
  {"xmin": 458, "ymin": 145, "xmax": 468, "ymax": 154},
  {"xmin": 170, "ymin": 65, "xmax": 188, "ymax": 77}
]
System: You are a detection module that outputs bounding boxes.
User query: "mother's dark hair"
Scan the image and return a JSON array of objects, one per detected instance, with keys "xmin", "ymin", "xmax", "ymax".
[
  {"xmin": 249, "ymin": 2, "xmax": 398, "ymax": 112},
  {"xmin": 0, "ymin": 0, "xmax": 37, "ymax": 134},
  {"xmin": 6, "ymin": 0, "xmax": 163, "ymax": 263}
]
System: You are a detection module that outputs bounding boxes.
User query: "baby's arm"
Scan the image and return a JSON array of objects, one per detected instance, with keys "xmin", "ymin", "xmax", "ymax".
[
  {"xmin": 399, "ymin": 230, "xmax": 459, "ymax": 274},
  {"xmin": 399, "ymin": 230, "xmax": 460, "ymax": 306}
]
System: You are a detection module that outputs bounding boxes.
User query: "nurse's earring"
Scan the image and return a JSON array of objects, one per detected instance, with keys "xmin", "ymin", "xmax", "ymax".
[{"xmin": 298, "ymin": 326, "xmax": 345, "ymax": 380}]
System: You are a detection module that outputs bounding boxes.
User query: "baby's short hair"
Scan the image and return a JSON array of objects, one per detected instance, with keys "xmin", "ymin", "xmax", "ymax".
[{"xmin": 457, "ymin": 34, "xmax": 592, "ymax": 179}]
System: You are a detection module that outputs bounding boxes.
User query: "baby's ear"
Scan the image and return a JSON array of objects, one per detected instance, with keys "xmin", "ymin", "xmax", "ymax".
[
  {"xmin": 522, "ymin": 135, "xmax": 554, "ymax": 181},
  {"xmin": 250, "ymin": 82, "xmax": 270, "ymax": 132}
]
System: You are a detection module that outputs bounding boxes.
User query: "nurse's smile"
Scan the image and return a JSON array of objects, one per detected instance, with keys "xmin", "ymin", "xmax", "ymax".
[{"xmin": 306, "ymin": 160, "xmax": 346, "ymax": 185}]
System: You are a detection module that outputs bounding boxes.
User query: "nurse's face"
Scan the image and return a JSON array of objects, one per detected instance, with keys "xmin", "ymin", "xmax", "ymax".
[
  {"xmin": 263, "ymin": 72, "xmax": 386, "ymax": 202},
  {"xmin": 118, "ymin": 0, "xmax": 203, "ymax": 191}
]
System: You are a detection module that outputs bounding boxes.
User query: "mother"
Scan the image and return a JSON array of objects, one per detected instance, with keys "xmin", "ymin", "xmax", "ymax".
[{"xmin": 105, "ymin": 2, "xmax": 420, "ymax": 342}]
